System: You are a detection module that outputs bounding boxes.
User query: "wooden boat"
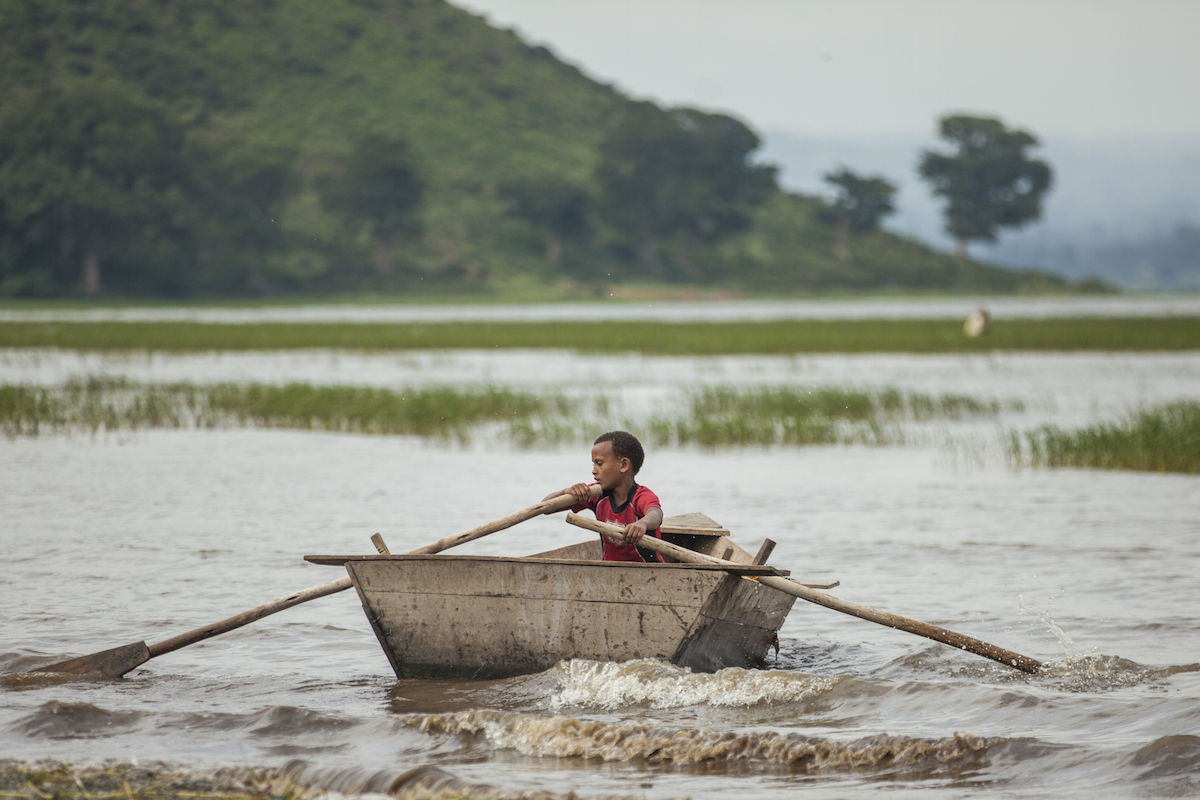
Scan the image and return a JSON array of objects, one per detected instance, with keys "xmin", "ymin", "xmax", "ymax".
[{"xmin": 306, "ymin": 513, "xmax": 804, "ymax": 679}]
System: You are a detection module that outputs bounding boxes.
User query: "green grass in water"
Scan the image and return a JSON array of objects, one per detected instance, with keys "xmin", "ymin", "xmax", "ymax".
[
  {"xmin": 3, "ymin": 380, "xmax": 1003, "ymax": 448},
  {"xmin": 10, "ymin": 379, "xmax": 1195, "ymax": 473},
  {"xmin": 646, "ymin": 387, "xmax": 1001, "ymax": 447},
  {"xmin": 1010, "ymin": 401, "xmax": 1200, "ymax": 474},
  {"xmin": 1, "ymin": 380, "xmax": 562, "ymax": 441},
  {"xmin": 3, "ymin": 316, "xmax": 1200, "ymax": 353}
]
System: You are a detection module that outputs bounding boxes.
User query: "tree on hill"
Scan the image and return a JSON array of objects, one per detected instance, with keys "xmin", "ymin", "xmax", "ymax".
[
  {"xmin": 919, "ymin": 115, "xmax": 1053, "ymax": 260},
  {"xmin": 316, "ymin": 134, "xmax": 425, "ymax": 275},
  {"xmin": 499, "ymin": 176, "xmax": 591, "ymax": 266},
  {"xmin": 0, "ymin": 1, "xmax": 1080, "ymax": 298},
  {"xmin": 819, "ymin": 167, "xmax": 897, "ymax": 261},
  {"xmin": 596, "ymin": 103, "xmax": 777, "ymax": 277},
  {"xmin": 197, "ymin": 142, "xmax": 298, "ymax": 294},
  {"xmin": 0, "ymin": 82, "xmax": 204, "ymax": 296}
]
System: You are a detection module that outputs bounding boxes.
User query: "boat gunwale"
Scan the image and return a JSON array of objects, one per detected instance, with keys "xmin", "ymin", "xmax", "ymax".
[{"xmin": 304, "ymin": 553, "xmax": 789, "ymax": 576}]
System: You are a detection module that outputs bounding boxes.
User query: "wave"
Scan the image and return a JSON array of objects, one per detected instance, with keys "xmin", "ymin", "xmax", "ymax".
[
  {"xmin": 550, "ymin": 658, "xmax": 838, "ymax": 710},
  {"xmin": 8, "ymin": 700, "xmax": 397, "ymax": 749},
  {"xmin": 1038, "ymin": 654, "xmax": 1200, "ymax": 693},
  {"xmin": 398, "ymin": 708, "xmax": 995, "ymax": 775},
  {"xmin": 1128, "ymin": 735, "xmax": 1200, "ymax": 781},
  {"xmin": 2, "ymin": 759, "xmax": 581, "ymax": 800},
  {"xmin": 11, "ymin": 701, "xmax": 147, "ymax": 740},
  {"xmin": 279, "ymin": 761, "xmax": 589, "ymax": 800},
  {"xmin": 867, "ymin": 643, "xmax": 1200, "ymax": 692}
]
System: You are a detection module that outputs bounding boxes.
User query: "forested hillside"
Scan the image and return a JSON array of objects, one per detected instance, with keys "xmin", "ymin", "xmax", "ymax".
[{"xmin": 0, "ymin": 0, "xmax": 1078, "ymax": 298}]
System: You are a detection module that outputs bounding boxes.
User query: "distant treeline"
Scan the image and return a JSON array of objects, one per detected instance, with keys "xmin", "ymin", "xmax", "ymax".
[{"xmin": 0, "ymin": 0, "xmax": 1079, "ymax": 298}]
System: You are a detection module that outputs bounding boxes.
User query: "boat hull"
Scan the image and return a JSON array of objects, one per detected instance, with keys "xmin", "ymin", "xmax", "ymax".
[{"xmin": 342, "ymin": 554, "xmax": 797, "ymax": 679}]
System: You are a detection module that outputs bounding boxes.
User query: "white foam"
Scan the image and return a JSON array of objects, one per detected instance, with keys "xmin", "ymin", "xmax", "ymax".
[{"xmin": 550, "ymin": 659, "xmax": 837, "ymax": 710}]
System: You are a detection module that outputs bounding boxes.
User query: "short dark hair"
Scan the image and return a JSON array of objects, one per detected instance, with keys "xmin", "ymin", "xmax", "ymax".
[{"xmin": 595, "ymin": 430, "xmax": 645, "ymax": 474}]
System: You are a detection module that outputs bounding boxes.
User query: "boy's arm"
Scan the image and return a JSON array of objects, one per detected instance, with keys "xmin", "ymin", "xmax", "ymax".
[
  {"xmin": 621, "ymin": 506, "xmax": 663, "ymax": 544},
  {"xmin": 543, "ymin": 483, "xmax": 594, "ymax": 512}
]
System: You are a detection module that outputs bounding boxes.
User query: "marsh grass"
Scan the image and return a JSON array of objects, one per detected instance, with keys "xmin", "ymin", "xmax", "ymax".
[
  {"xmin": 0, "ymin": 378, "xmax": 1047, "ymax": 455},
  {"xmin": 0, "ymin": 380, "xmax": 566, "ymax": 441},
  {"xmin": 200, "ymin": 383, "xmax": 562, "ymax": 437},
  {"xmin": 0, "ymin": 377, "xmax": 186, "ymax": 437},
  {"xmin": 1010, "ymin": 401, "xmax": 1200, "ymax": 474},
  {"xmin": 3, "ymin": 316, "xmax": 1200, "ymax": 353},
  {"xmin": 2, "ymin": 379, "xmax": 1006, "ymax": 447},
  {"xmin": 646, "ymin": 387, "xmax": 1003, "ymax": 448}
]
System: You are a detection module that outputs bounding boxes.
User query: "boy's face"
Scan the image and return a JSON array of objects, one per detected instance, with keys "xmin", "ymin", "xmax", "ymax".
[{"xmin": 591, "ymin": 440, "xmax": 630, "ymax": 490}]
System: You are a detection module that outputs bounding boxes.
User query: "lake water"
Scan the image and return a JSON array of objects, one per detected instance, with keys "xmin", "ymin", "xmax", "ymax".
[{"xmin": 2, "ymin": 343, "xmax": 1198, "ymax": 799}]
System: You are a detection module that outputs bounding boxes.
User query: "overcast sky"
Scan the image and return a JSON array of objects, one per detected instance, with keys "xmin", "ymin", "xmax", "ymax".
[{"xmin": 454, "ymin": 0, "xmax": 1200, "ymax": 138}]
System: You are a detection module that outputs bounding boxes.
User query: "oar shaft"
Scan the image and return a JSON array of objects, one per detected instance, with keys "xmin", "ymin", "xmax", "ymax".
[
  {"xmin": 753, "ymin": 573, "xmax": 1043, "ymax": 673},
  {"xmin": 147, "ymin": 577, "xmax": 353, "ymax": 658},
  {"xmin": 42, "ymin": 490, "xmax": 598, "ymax": 679},
  {"xmin": 565, "ymin": 512, "xmax": 1042, "ymax": 674},
  {"xmin": 147, "ymin": 489, "xmax": 600, "ymax": 657},
  {"xmin": 147, "ymin": 488, "xmax": 600, "ymax": 656},
  {"xmin": 406, "ymin": 487, "xmax": 600, "ymax": 555}
]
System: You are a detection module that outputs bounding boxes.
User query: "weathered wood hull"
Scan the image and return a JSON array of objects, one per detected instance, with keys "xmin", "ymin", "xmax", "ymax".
[{"xmin": 341, "ymin": 554, "xmax": 797, "ymax": 679}]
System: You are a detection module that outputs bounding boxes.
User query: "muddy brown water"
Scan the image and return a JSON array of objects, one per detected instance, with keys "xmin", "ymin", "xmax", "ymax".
[{"xmin": 2, "ymin": 344, "xmax": 1198, "ymax": 799}]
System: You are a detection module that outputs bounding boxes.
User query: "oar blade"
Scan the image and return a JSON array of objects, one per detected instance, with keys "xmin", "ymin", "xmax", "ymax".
[{"xmin": 41, "ymin": 641, "xmax": 151, "ymax": 679}]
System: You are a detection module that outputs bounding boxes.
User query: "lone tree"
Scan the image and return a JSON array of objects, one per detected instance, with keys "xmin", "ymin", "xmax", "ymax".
[
  {"xmin": 919, "ymin": 115, "xmax": 1052, "ymax": 260},
  {"xmin": 596, "ymin": 103, "xmax": 777, "ymax": 276},
  {"xmin": 820, "ymin": 167, "xmax": 897, "ymax": 261}
]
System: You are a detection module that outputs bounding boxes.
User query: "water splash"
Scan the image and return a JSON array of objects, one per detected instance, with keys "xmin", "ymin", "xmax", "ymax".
[
  {"xmin": 550, "ymin": 658, "xmax": 837, "ymax": 711},
  {"xmin": 1018, "ymin": 588, "xmax": 1078, "ymax": 657},
  {"xmin": 1037, "ymin": 654, "xmax": 1200, "ymax": 693}
]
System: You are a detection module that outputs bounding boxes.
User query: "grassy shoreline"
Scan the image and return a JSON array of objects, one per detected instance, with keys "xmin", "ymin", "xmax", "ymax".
[
  {"xmin": 2, "ymin": 317, "xmax": 1200, "ymax": 353},
  {"xmin": 1009, "ymin": 402, "xmax": 1200, "ymax": 474}
]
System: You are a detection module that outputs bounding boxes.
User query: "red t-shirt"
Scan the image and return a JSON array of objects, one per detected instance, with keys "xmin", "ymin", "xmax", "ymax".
[{"xmin": 573, "ymin": 483, "xmax": 663, "ymax": 563}]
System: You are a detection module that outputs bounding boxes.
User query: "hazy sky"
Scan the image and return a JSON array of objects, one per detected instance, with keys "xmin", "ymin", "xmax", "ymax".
[{"xmin": 454, "ymin": 0, "xmax": 1200, "ymax": 138}]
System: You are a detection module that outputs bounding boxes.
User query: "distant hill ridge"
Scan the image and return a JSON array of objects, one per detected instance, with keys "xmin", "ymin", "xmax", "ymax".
[{"xmin": 0, "ymin": 0, "xmax": 1084, "ymax": 298}]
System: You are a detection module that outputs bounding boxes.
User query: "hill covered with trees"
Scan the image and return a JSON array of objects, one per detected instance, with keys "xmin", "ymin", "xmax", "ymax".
[{"xmin": 0, "ymin": 0, "xmax": 1083, "ymax": 299}]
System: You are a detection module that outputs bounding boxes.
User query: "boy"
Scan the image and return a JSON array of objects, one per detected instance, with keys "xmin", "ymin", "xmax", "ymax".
[{"xmin": 549, "ymin": 430, "xmax": 665, "ymax": 563}]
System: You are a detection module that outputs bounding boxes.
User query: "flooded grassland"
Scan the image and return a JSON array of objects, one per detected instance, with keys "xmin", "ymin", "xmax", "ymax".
[{"xmin": 2, "ymin": 331, "xmax": 1199, "ymax": 799}]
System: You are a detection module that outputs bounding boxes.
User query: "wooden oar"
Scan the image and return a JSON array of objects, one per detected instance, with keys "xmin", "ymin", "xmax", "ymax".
[
  {"xmin": 566, "ymin": 512, "xmax": 1042, "ymax": 674},
  {"xmin": 35, "ymin": 488, "xmax": 600, "ymax": 680}
]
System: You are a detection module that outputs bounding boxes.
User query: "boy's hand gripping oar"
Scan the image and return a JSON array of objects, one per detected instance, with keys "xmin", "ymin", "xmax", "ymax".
[
  {"xmin": 35, "ymin": 488, "xmax": 601, "ymax": 680},
  {"xmin": 566, "ymin": 512, "xmax": 1042, "ymax": 674}
]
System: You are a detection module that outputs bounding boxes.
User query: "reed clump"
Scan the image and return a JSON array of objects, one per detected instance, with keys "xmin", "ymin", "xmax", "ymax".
[
  {"xmin": 200, "ymin": 383, "xmax": 557, "ymax": 437},
  {"xmin": 648, "ymin": 387, "xmax": 1001, "ymax": 448},
  {"xmin": 1010, "ymin": 401, "xmax": 1200, "ymax": 474},
  {"xmin": 0, "ymin": 377, "xmax": 185, "ymax": 437},
  {"xmin": 0, "ymin": 380, "xmax": 565, "ymax": 441},
  {"xmin": 2, "ymin": 379, "xmax": 1012, "ymax": 447}
]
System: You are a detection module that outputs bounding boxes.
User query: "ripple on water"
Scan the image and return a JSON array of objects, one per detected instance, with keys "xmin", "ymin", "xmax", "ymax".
[{"xmin": 13, "ymin": 701, "xmax": 148, "ymax": 740}]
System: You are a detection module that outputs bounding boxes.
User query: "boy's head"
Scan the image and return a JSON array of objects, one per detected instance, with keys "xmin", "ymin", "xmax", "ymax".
[{"xmin": 591, "ymin": 431, "xmax": 644, "ymax": 490}]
